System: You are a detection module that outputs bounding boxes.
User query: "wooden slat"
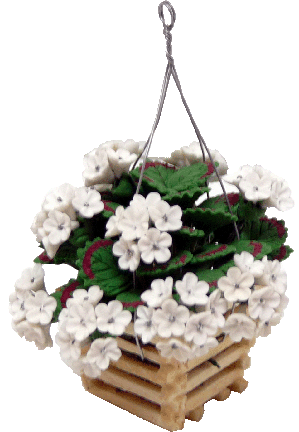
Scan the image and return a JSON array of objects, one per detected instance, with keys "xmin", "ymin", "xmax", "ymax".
[
  {"xmin": 82, "ymin": 375, "xmax": 164, "ymax": 428},
  {"xmin": 186, "ymin": 336, "xmax": 235, "ymax": 371},
  {"xmin": 113, "ymin": 353, "xmax": 164, "ymax": 385},
  {"xmin": 117, "ymin": 337, "xmax": 161, "ymax": 364},
  {"xmin": 186, "ymin": 364, "xmax": 244, "ymax": 412},
  {"xmin": 186, "ymin": 341, "xmax": 250, "ymax": 392},
  {"xmin": 100, "ymin": 366, "xmax": 162, "ymax": 405}
]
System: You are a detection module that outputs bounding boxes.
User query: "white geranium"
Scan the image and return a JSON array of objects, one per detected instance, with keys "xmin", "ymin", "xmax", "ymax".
[
  {"xmin": 191, "ymin": 337, "xmax": 219, "ymax": 359},
  {"xmin": 224, "ymin": 313, "xmax": 256, "ymax": 342},
  {"xmin": 118, "ymin": 205, "xmax": 149, "ymax": 241},
  {"xmin": 61, "ymin": 356, "xmax": 84, "ymax": 376},
  {"xmin": 31, "ymin": 211, "xmax": 48, "ymax": 242},
  {"xmin": 184, "ymin": 312, "xmax": 218, "ymax": 346},
  {"xmin": 234, "ymin": 252, "xmax": 264, "ymax": 278},
  {"xmin": 72, "ymin": 187, "xmax": 104, "ymax": 218},
  {"xmin": 42, "ymin": 183, "xmax": 76, "ymax": 219},
  {"xmin": 176, "ymin": 273, "xmax": 209, "ymax": 306},
  {"xmin": 83, "ymin": 148, "xmax": 115, "ymax": 187},
  {"xmin": 83, "ymin": 337, "xmax": 122, "ymax": 371},
  {"xmin": 138, "ymin": 228, "xmax": 172, "ymax": 264},
  {"xmin": 130, "ymin": 192, "xmax": 162, "ymax": 210},
  {"xmin": 24, "ymin": 291, "xmax": 57, "ymax": 325},
  {"xmin": 248, "ymin": 287, "xmax": 280, "ymax": 321},
  {"xmin": 141, "ymin": 277, "xmax": 173, "ymax": 308},
  {"xmin": 66, "ymin": 286, "xmax": 103, "ymax": 308},
  {"xmin": 39, "ymin": 235, "xmax": 60, "ymax": 260},
  {"xmin": 112, "ymin": 238, "xmax": 141, "ymax": 272},
  {"xmin": 105, "ymin": 206, "xmax": 125, "ymax": 238},
  {"xmin": 102, "ymin": 139, "xmax": 142, "ymax": 156},
  {"xmin": 148, "ymin": 201, "xmax": 182, "ymax": 232},
  {"xmin": 95, "ymin": 300, "xmax": 132, "ymax": 336},
  {"xmin": 14, "ymin": 263, "xmax": 45, "ymax": 292},
  {"xmin": 42, "ymin": 210, "xmax": 79, "ymax": 246},
  {"xmin": 65, "ymin": 303, "xmax": 97, "ymax": 342},
  {"xmin": 107, "ymin": 147, "xmax": 137, "ymax": 178},
  {"xmin": 256, "ymin": 313, "xmax": 282, "ymax": 338},
  {"xmin": 223, "ymin": 165, "xmax": 253, "ymax": 186},
  {"xmin": 257, "ymin": 257, "xmax": 287, "ymax": 295},
  {"xmin": 12, "ymin": 320, "xmax": 53, "ymax": 350},
  {"xmin": 55, "ymin": 323, "xmax": 83, "ymax": 361},
  {"xmin": 9, "ymin": 290, "xmax": 31, "ymax": 322},
  {"xmin": 218, "ymin": 267, "xmax": 254, "ymax": 303},
  {"xmin": 134, "ymin": 306, "xmax": 158, "ymax": 344},
  {"xmin": 206, "ymin": 289, "xmax": 228, "ymax": 328},
  {"xmin": 156, "ymin": 339, "xmax": 192, "ymax": 362},
  {"xmin": 264, "ymin": 180, "xmax": 294, "ymax": 212},
  {"xmin": 276, "ymin": 294, "xmax": 289, "ymax": 315},
  {"xmin": 239, "ymin": 172, "xmax": 272, "ymax": 202},
  {"xmin": 153, "ymin": 299, "xmax": 190, "ymax": 338}
]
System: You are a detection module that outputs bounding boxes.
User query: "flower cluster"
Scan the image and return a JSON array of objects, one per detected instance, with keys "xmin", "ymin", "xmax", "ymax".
[
  {"xmin": 107, "ymin": 192, "xmax": 183, "ymax": 271},
  {"xmin": 31, "ymin": 184, "xmax": 105, "ymax": 258},
  {"xmin": 56, "ymin": 286, "xmax": 131, "ymax": 378},
  {"xmin": 10, "ymin": 139, "xmax": 293, "ymax": 375},
  {"xmin": 9, "ymin": 264, "xmax": 56, "ymax": 350},
  {"xmin": 223, "ymin": 165, "xmax": 294, "ymax": 211}
]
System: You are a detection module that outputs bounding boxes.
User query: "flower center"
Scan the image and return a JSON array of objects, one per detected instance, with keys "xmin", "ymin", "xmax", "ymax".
[
  {"xmin": 84, "ymin": 202, "xmax": 89, "ymax": 207},
  {"xmin": 169, "ymin": 315, "xmax": 176, "ymax": 323},
  {"xmin": 171, "ymin": 343, "xmax": 178, "ymax": 350},
  {"xmin": 234, "ymin": 284, "xmax": 240, "ymax": 289},
  {"xmin": 127, "ymin": 249, "xmax": 134, "ymax": 258},
  {"xmin": 57, "ymin": 196, "xmax": 63, "ymax": 202},
  {"xmin": 259, "ymin": 298, "xmax": 265, "ymax": 304},
  {"xmin": 84, "ymin": 296, "xmax": 89, "ymax": 301},
  {"xmin": 31, "ymin": 277, "xmax": 35, "ymax": 283},
  {"xmin": 58, "ymin": 224, "xmax": 64, "ymax": 230},
  {"xmin": 253, "ymin": 186, "xmax": 259, "ymax": 192},
  {"xmin": 211, "ymin": 307, "xmax": 216, "ymax": 314},
  {"xmin": 197, "ymin": 323, "xmax": 203, "ymax": 331},
  {"xmin": 271, "ymin": 274, "xmax": 277, "ymax": 281},
  {"xmin": 152, "ymin": 244, "xmax": 160, "ymax": 250},
  {"xmin": 108, "ymin": 318, "xmax": 115, "ymax": 324},
  {"xmin": 162, "ymin": 214, "xmax": 168, "ymax": 222},
  {"xmin": 95, "ymin": 165, "xmax": 101, "ymax": 172},
  {"xmin": 146, "ymin": 320, "xmax": 152, "ymax": 328}
]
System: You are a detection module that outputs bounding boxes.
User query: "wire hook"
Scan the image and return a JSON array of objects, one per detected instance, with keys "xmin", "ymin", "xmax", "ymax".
[{"xmin": 158, "ymin": 1, "xmax": 176, "ymax": 31}]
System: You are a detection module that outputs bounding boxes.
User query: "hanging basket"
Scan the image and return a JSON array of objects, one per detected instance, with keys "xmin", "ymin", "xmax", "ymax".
[{"xmin": 82, "ymin": 322, "xmax": 255, "ymax": 431}]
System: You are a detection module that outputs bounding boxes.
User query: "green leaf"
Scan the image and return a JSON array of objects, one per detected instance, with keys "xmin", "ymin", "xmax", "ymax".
[
  {"xmin": 50, "ymin": 290, "xmax": 63, "ymax": 323},
  {"xmin": 162, "ymin": 187, "xmax": 210, "ymax": 208},
  {"xmin": 200, "ymin": 193, "xmax": 241, "ymax": 214},
  {"xmin": 194, "ymin": 268, "xmax": 226, "ymax": 294},
  {"xmin": 77, "ymin": 238, "xmax": 131, "ymax": 297},
  {"xmin": 69, "ymin": 226, "xmax": 90, "ymax": 248},
  {"xmin": 184, "ymin": 207, "xmax": 238, "ymax": 233},
  {"xmin": 240, "ymin": 217, "xmax": 288, "ymax": 251},
  {"xmin": 237, "ymin": 199, "xmax": 266, "ymax": 221},
  {"xmin": 111, "ymin": 173, "xmax": 136, "ymax": 203},
  {"xmin": 101, "ymin": 201, "xmax": 121, "ymax": 219},
  {"xmin": 176, "ymin": 227, "xmax": 205, "ymax": 240},
  {"xmin": 50, "ymin": 279, "xmax": 82, "ymax": 322},
  {"xmin": 232, "ymin": 240, "xmax": 273, "ymax": 259},
  {"xmin": 131, "ymin": 161, "xmax": 214, "ymax": 196},
  {"xmin": 137, "ymin": 250, "xmax": 193, "ymax": 277},
  {"xmin": 269, "ymin": 245, "xmax": 294, "ymax": 262},
  {"xmin": 90, "ymin": 330, "xmax": 117, "ymax": 341},
  {"xmin": 34, "ymin": 241, "xmax": 78, "ymax": 268},
  {"xmin": 191, "ymin": 244, "xmax": 236, "ymax": 265},
  {"xmin": 116, "ymin": 292, "xmax": 144, "ymax": 312}
]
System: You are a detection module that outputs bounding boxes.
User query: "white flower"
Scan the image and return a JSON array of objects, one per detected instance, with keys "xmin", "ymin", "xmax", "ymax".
[
  {"xmin": 248, "ymin": 286, "xmax": 280, "ymax": 321},
  {"xmin": 39, "ymin": 235, "xmax": 60, "ymax": 259},
  {"xmin": 58, "ymin": 307, "xmax": 69, "ymax": 327},
  {"xmin": 130, "ymin": 192, "xmax": 162, "ymax": 210},
  {"xmin": 42, "ymin": 210, "xmax": 79, "ymax": 246},
  {"xmin": 153, "ymin": 299, "xmax": 189, "ymax": 338},
  {"xmin": 83, "ymin": 337, "xmax": 122, "ymax": 371},
  {"xmin": 118, "ymin": 205, "xmax": 149, "ymax": 241},
  {"xmin": 61, "ymin": 356, "xmax": 84, "ymax": 376},
  {"xmin": 83, "ymin": 148, "xmax": 115, "ymax": 187},
  {"xmin": 264, "ymin": 180, "xmax": 294, "ymax": 212},
  {"xmin": 156, "ymin": 339, "xmax": 192, "ymax": 362},
  {"xmin": 239, "ymin": 171, "xmax": 272, "ymax": 202},
  {"xmin": 218, "ymin": 267, "xmax": 254, "ymax": 303},
  {"xmin": 55, "ymin": 323, "xmax": 83, "ymax": 361},
  {"xmin": 72, "ymin": 187, "xmax": 104, "ymax": 218},
  {"xmin": 42, "ymin": 183, "xmax": 76, "ymax": 219},
  {"xmin": 102, "ymin": 139, "xmax": 142, "ymax": 156},
  {"xmin": 65, "ymin": 303, "xmax": 97, "ymax": 342},
  {"xmin": 9, "ymin": 290, "xmax": 31, "ymax": 322},
  {"xmin": 141, "ymin": 277, "xmax": 173, "ymax": 308},
  {"xmin": 276, "ymin": 294, "xmax": 289, "ymax": 315},
  {"xmin": 82, "ymin": 361, "xmax": 102, "ymax": 379},
  {"xmin": 257, "ymin": 257, "xmax": 287, "ymax": 295},
  {"xmin": 24, "ymin": 291, "xmax": 57, "ymax": 325},
  {"xmin": 223, "ymin": 165, "xmax": 253, "ymax": 186},
  {"xmin": 95, "ymin": 300, "xmax": 132, "ymax": 336},
  {"xmin": 107, "ymin": 147, "xmax": 137, "ymax": 178},
  {"xmin": 206, "ymin": 289, "xmax": 228, "ymax": 328},
  {"xmin": 66, "ymin": 286, "xmax": 104, "ymax": 308},
  {"xmin": 105, "ymin": 206, "xmax": 125, "ymax": 238},
  {"xmin": 224, "ymin": 313, "xmax": 256, "ymax": 342},
  {"xmin": 191, "ymin": 337, "xmax": 219, "ymax": 359},
  {"xmin": 184, "ymin": 312, "xmax": 218, "ymax": 346},
  {"xmin": 234, "ymin": 252, "xmax": 265, "ymax": 278},
  {"xmin": 148, "ymin": 200, "xmax": 182, "ymax": 232},
  {"xmin": 256, "ymin": 313, "xmax": 282, "ymax": 338},
  {"xmin": 12, "ymin": 320, "xmax": 53, "ymax": 350},
  {"xmin": 14, "ymin": 264, "xmax": 45, "ymax": 292},
  {"xmin": 112, "ymin": 238, "xmax": 141, "ymax": 272},
  {"xmin": 176, "ymin": 273, "xmax": 209, "ymax": 306},
  {"xmin": 134, "ymin": 306, "xmax": 158, "ymax": 344},
  {"xmin": 31, "ymin": 211, "xmax": 48, "ymax": 242},
  {"xmin": 138, "ymin": 228, "xmax": 172, "ymax": 264}
]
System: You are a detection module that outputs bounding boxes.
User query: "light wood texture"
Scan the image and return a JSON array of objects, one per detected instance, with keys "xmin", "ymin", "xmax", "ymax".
[{"xmin": 82, "ymin": 330, "xmax": 255, "ymax": 431}]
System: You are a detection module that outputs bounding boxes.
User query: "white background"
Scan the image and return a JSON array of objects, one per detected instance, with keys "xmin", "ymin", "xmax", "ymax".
[{"xmin": 1, "ymin": 1, "xmax": 298, "ymax": 431}]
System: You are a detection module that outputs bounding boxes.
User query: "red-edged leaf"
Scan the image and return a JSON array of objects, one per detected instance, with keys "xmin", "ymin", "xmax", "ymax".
[
  {"xmin": 101, "ymin": 201, "xmax": 121, "ymax": 218},
  {"xmin": 191, "ymin": 244, "xmax": 236, "ymax": 264},
  {"xmin": 137, "ymin": 251, "xmax": 193, "ymax": 277},
  {"xmin": 232, "ymin": 240, "xmax": 272, "ymax": 259}
]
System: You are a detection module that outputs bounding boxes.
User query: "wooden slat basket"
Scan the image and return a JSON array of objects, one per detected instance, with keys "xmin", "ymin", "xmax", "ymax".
[{"xmin": 82, "ymin": 324, "xmax": 255, "ymax": 431}]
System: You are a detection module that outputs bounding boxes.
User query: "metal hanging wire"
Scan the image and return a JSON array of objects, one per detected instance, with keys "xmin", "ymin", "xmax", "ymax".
[{"xmin": 136, "ymin": 1, "xmax": 240, "ymax": 240}]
